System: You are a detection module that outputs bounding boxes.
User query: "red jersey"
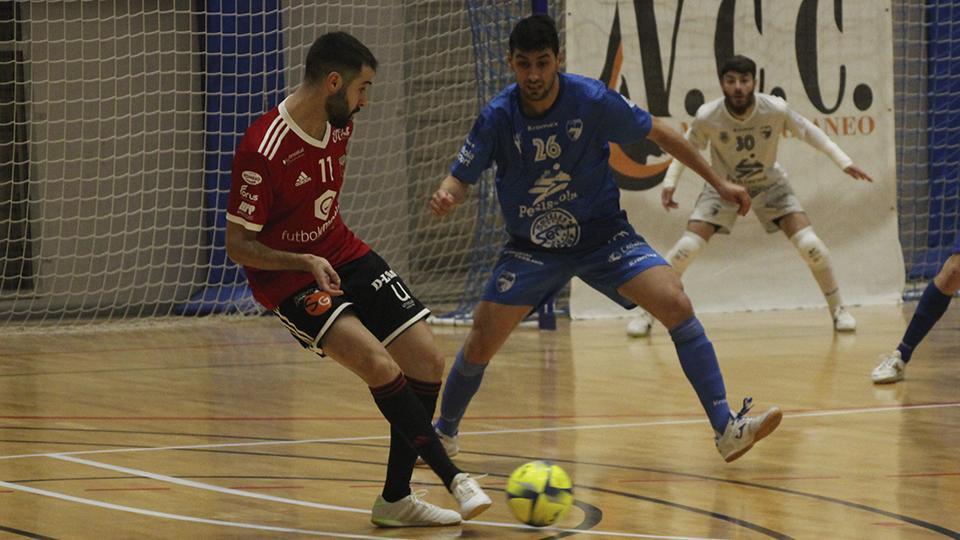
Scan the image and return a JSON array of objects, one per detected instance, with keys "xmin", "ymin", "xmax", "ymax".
[{"xmin": 227, "ymin": 99, "xmax": 370, "ymax": 309}]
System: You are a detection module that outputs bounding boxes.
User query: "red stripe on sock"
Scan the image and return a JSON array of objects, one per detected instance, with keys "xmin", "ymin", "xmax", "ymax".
[
  {"xmin": 407, "ymin": 376, "xmax": 441, "ymax": 395},
  {"xmin": 369, "ymin": 373, "xmax": 407, "ymax": 398}
]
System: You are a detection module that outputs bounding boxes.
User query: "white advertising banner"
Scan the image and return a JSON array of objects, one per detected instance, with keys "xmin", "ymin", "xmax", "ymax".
[{"xmin": 566, "ymin": 0, "xmax": 904, "ymax": 317}]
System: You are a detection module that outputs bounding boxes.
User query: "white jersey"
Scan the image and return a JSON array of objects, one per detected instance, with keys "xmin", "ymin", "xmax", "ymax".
[{"xmin": 666, "ymin": 93, "xmax": 852, "ymax": 194}]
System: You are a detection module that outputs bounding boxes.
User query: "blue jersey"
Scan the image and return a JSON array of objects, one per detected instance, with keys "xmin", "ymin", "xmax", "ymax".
[{"xmin": 451, "ymin": 72, "xmax": 652, "ymax": 251}]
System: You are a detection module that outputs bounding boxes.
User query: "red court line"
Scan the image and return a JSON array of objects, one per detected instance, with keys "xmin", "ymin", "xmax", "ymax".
[
  {"xmin": 1, "ymin": 399, "xmax": 956, "ymax": 422},
  {"xmin": 227, "ymin": 485, "xmax": 304, "ymax": 490},
  {"xmin": 887, "ymin": 471, "xmax": 960, "ymax": 478},
  {"xmin": 748, "ymin": 476, "xmax": 841, "ymax": 481},
  {"xmin": 619, "ymin": 478, "xmax": 707, "ymax": 484}
]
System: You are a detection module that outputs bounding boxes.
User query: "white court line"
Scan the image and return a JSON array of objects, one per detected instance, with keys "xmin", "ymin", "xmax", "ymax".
[
  {"xmin": 0, "ymin": 480, "xmax": 404, "ymax": 539},
  {"xmin": 49, "ymin": 455, "xmax": 718, "ymax": 540},
  {"xmin": 52, "ymin": 454, "xmax": 368, "ymax": 514},
  {"xmin": 0, "ymin": 401, "xmax": 956, "ymax": 461}
]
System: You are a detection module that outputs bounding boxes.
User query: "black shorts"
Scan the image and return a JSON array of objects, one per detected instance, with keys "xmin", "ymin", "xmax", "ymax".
[{"xmin": 273, "ymin": 251, "xmax": 430, "ymax": 356}]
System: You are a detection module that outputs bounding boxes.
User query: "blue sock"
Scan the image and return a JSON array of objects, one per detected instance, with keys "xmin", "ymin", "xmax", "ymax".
[
  {"xmin": 897, "ymin": 280, "xmax": 952, "ymax": 362},
  {"xmin": 435, "ymin": 349, "xmax": 487, "ymax": 437},
  {"xmin": 669, "ymin": 316, "xmax": 731, "ymax": 434}
]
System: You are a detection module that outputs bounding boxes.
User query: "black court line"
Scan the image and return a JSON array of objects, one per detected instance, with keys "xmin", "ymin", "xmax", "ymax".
[
  {"xmin": 2, "ymin": 436, "xmax": 793, "ymax": 538},
  {"xmin": 0, "ymin": 525, "xmax": 56, "ymax": 540},
  {"xmin": 439, "ymin": 447, "xmax": 960, "ymax": 539},
  {"xmin": 180, "ymin": 447, "xmax": 787, "ymax": 538}
]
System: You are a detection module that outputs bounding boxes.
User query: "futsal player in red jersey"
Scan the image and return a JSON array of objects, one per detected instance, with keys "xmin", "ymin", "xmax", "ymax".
[{"xmin": 225, "ymin": 32, "xmax": 490, "ymax": 527}]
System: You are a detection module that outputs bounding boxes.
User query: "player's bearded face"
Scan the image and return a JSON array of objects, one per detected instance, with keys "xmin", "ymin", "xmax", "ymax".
[
  {"xmin": 511, "ymin": 49, "xmax": 559, "ymax": 102},
  {"xmin": 326, "ymin": 87, "xmax": 358, "ymax": 129},
  {"xmin": 721, "ymin": 72, "xmax": 756, "ymax": 115}
]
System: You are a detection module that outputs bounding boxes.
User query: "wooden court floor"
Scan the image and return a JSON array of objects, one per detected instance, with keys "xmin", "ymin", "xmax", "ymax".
[{"xmin": 0, "ymin": 304, "xmax": 957, "ymax": 539}]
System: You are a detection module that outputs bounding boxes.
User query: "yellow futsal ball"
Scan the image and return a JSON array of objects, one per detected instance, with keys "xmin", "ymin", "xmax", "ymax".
[{"xmin": 505, "ymin": 460, "xmax": 574, "ymax": 527}]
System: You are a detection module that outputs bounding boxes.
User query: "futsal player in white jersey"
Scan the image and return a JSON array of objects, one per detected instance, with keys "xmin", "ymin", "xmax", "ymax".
[{"xmin": 627, "ymin": 55, "xmax": 872, "ymax": 337}]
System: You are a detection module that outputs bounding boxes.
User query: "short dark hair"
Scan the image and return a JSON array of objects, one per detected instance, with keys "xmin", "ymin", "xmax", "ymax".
[
  {"xmin": 719, "ymin": 55, "xmax": 756, "ymax": 79},
  {"xmin": 304, "ymin": 32, "xmax": 378, "ymax": 86},
  {"xmin": 509, "ymin": 14, "xmax": 560, "ymax": 55}
]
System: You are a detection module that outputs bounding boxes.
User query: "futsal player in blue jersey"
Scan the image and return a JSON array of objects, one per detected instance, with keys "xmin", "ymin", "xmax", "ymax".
[
  {"xmin": 872, "ymin": 252, "xmax": 960, "ymax": 383},
  {"xmin": 428, "ymin": 14, "xmax": 781, "ymax": 462}
]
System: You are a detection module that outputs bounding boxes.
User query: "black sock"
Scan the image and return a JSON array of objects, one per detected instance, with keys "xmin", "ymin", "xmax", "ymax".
[
  {"xmin": 370, "ymin": 374, "xmax": 460, "ymax": 495},
  {"xmin": 381, "ymin": 377, "xmax": 441, "ymax": 502}
]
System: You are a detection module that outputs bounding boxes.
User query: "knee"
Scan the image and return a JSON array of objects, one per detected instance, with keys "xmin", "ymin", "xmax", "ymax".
[
  {"xmin": 659, "ymin": 284, "xmax": 694, "ymax": 328},
  {"xmin": 423, "ymin": 347, "xmax": 446, "ymax": 380},
  {"xmin": 355, "ymin": 348, "xmax": 401, "ymax": 383},
  {"xmin": 790, "ymin": 226, "xmax": 831, "ymax": 270},
  {"xmin": 463, "ymin": 320, "xmax": 497, "ymax": 365},
  {"xmin": 667, "ymin": 231, "xmax": 707, "ymax": 275},
  {"xmin": 937, "ymin": 255, "xmax": 960, "ymax": 293}
]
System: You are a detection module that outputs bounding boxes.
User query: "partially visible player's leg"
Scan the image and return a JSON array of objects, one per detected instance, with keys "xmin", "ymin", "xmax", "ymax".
[
  {"xmin": 379, "ymin": 321, "xmax": 444, "ymax": 503},
  {"xmin": 435, "ymin": 300, "xmax": 531, "ymax": 440},
  {"xmin": 772, "ymin": 199, "xmax": 853, "ymax": 330},
  {"xmin": 333, "ymin": 251, "xmax": 490, "ymax": 522},
  {"xmin": 666, "ymin": 220, "xmax": 716, "ymax": 275},
  {"xmin": 627, "ymin": 185, "xmax": 731, "ymax": 338},
  {"xmin": 436, "ymin": 247, "xmax": 565, "ymax": 441},
  {"xmin": 323, "ymin": 315, "xmax": 488, "ymax": 522},
  {"xmin": 873, "ymin": 253, "xmax": 960, "ymax": 383},
  {"xmin": 617, "ymin": 265, "xmax": 731, "ymax": 430},
  {"xmin": 582, "ymin": 228, "xmax": 780, "ymax": 461}
]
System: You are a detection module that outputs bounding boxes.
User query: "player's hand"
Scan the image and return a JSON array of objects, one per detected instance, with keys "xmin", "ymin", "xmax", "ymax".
[
  {"xmin": 661, "ymin": 186, "xmax": 679, "ymax": 211},
  {"xmin": 716, "ymin": 181, "xmax": 751, "ymax": 216},
  {"xmin": 304, "ymin": 255, "xmax": 343, "ymax": 296},
  {"xmin": 844, "ymin": 165, "xmax": 873, "ymax": 182},
  {"xmin": 430, "ymin": 188, "xmax": 459, "ymax": 217}
]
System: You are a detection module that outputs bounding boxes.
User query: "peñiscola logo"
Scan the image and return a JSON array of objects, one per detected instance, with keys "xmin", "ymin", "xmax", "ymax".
[{"xmin": 601, "ymin": 0, "xmax": 875, "ymax": 191}]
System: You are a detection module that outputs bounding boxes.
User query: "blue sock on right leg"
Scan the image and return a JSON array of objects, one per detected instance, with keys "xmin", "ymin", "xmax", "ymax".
[
  {"xmin": 435, "ymin": 349, "xmax": 487, "ymax": 437},
  {"xmin": 897, "ymin": 280, "xmax": 952, "ymax": 362}
]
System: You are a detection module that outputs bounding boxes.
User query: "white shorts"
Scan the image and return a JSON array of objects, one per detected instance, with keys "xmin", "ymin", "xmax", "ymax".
[{"xmin": 688, "ymin": 178, "xmax": 805, "ymax": 234}]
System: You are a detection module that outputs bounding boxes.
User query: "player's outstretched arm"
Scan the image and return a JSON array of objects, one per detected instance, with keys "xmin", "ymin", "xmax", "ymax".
[
  {"xmin": 647, "ymin": 117, "xmax": 751, "ymax": 216},
  {"xmin": 660, "ymin": 159, "xmax": 686, "ymax": 211},
  {"xmin": 430, "ymin": 174, "xmax": 470, "ymax": 217},
  {"xmin": 225, "ymin": 221, "xmax": 343, "ymax": 295}
]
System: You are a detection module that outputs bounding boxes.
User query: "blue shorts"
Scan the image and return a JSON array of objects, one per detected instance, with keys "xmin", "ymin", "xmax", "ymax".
[{"xmin": 481, "ymin": 224, "xmax": 668, "ymax": 309}]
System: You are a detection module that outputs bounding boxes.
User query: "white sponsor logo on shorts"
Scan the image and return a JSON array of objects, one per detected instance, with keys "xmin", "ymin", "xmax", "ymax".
[
  {"xmin": 496, "ymin": 271, "xmax": 516, "ymax": 292},
  {"xmin": 530, "ymin": 208, "xmax": 580, "ymax": 249},
  {"xmin": 371, "ymin": 270, "xmax": 398, "ymax": 291}
]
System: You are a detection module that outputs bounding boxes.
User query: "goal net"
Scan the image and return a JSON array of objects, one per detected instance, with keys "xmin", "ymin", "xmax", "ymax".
[
  {"xmin": 894, "ymin": 1, "xmax": 960, "ymax": 297},
  {"xmin": 1, "ymin": 0, "xmax": 947, "ymax": 330},
  {"xmin": 0, "ymin": 1, "xmax": 563, "ymax": 328}
]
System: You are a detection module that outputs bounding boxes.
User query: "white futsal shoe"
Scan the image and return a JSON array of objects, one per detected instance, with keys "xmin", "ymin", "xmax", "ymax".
[
  {"xmin": 871, "ymin": 350, "xmax": 906, "ymax": 384},
  {"xmin": 450, "ymin": 473, "xmax": 492, "ymax": 520},
  {"xmin": 626, "ymin": 310, "xmax": 654, "ymax": 337},
  {"xmin": 371, "ymin": 491, "xmax": 461, "ymax": 527},
  {"xmin": 832, "ymin": 306, "xmax": 857, "ymax": 332},
  {"xmin": 437, "ymin": 429, "xmax": 460, "ymax": 457},
  {"xmin": 715, "ymin": 398, "xmax": 783, "ymax": 463},
  {"xmin": 415, "ymin": 428, "xmax": 460, "ymax": 466}
]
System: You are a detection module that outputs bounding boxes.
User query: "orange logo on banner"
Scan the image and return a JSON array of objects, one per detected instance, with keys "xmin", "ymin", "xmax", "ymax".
[
  {"xmin": 304, "ymin": 291, "xmax": 332, "ymax": 316},
  {"xmin": 602, "ymin": 36, "xmax": 672, "ymax": 191}
]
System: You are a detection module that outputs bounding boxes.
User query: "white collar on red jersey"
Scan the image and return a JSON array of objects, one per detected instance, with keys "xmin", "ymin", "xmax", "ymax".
[{"xmin": 279, "ymin": 97, "xmax": 331, "ymax": 149}]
